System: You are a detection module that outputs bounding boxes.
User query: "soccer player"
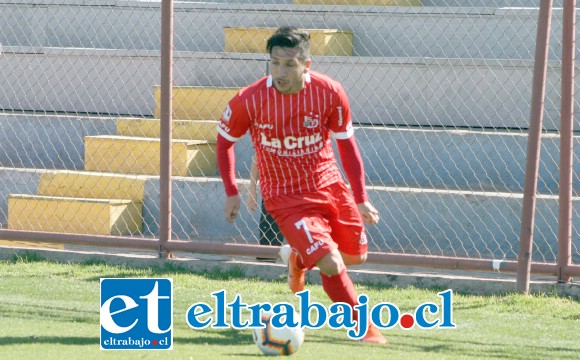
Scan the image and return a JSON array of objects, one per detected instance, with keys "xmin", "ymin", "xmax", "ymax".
[{"xmin": 216, "ymin": 26, "xmax": 386, "ymax": 344}]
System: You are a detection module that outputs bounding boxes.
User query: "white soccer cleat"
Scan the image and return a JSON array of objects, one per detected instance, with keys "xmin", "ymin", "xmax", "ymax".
[{"xmin": 279, "ymin": 244, "xmax": 292, "ymax": 266}]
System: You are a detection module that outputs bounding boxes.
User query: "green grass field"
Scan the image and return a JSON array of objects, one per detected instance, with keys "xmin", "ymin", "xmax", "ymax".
[{"xmin": 0, "ymin": 252, "xmax": 579, "ymax": 360}]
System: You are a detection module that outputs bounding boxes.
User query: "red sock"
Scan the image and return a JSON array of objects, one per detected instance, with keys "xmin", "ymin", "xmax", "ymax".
[{"xmin": 320, "ymin": 268, "xmax": 359, "ymax": 322}]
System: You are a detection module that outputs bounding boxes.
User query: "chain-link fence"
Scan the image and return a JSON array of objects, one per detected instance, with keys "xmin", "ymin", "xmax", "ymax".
[{"xmin": 0, "ymin": 0, "xmax": 578, "ymax": 278}]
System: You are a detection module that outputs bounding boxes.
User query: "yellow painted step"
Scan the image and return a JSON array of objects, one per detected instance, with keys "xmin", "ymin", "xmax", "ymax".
[
  {"xmin": 117, "ymin": 118, "xmax": 218, "ymax": 142},
  {"xmin": 293, "ymin": 0, "xmax": 420, "ymax": 5},
  {"xmin": 8, "ymin": 194, "xmax": 142, "ymax": 236},
  {"xmin": 224, "ymin": 27, "xmax": 353, "ymax": 56},
  {"xmin": 37, "ymin": 170, "xmax": 148, "ymax": 202},
  {"xmin": 84, "ymin": 135, "xmax": 216, "ymax": 176},
  {"xmin": 154, "ymin": 86, "xmax": 239, "ymax": 120}
]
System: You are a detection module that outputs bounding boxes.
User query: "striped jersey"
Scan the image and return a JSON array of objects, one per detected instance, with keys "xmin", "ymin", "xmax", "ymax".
[{"xmin": 217, "ymin": 70, "xmax": 354, "ymax": 201}]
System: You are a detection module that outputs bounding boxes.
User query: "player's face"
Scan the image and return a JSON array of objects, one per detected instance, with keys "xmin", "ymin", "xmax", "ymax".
[{"xmin": 269, "ymin": 46, "xmax": 311, "ymax": 95}]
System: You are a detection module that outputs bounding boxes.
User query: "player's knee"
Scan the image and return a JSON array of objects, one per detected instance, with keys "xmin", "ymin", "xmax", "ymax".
[
  {"xmin": 357, "ymin": 252, "xmax": 368, "ymax": 264},
  {"xmin": 340, "ymin": 252, "xmax": 367, "ymax": 265},
  {"xmin": 316, "ymin": 250, "xmax": 345, "ymax": 276}
]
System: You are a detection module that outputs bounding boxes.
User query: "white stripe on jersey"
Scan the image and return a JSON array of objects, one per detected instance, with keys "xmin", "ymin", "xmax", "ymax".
[
  {"xmin": 331, "ymin": 127, "xmax": 354, "ymax": 139},
  {"xmin": 217, "ymin": 125, "xmax": 240, "ymax": 142}
]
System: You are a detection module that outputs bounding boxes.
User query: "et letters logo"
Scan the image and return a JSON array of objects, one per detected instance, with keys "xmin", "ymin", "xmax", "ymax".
[{"xmin": 100, "ymin": 278, "xmax": 173, "ymax": 350}]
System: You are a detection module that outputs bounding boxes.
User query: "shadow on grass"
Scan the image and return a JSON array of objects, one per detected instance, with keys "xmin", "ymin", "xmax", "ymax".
[
  {"xmin": 4, "ymin": 252, "xmax": 263, "ymax": 283},
  {"xmin": 0, "ymin": 336, "xmax": 97, "ymax": 346},
  {"xmin": 0, "ymin": 301, "xmax": 98, "ymax": 324},
  {"xmin": 84, "ymin": 263, "xmax": 257, "ymax": 283},
  {"xmin": 7, "ymin": 251, "xmax": 47, "ymax": 263},
  {"xmin": 383, "ymin": 333, "xmax": 579, "ymax": 359},
  {"xmin": 80, "ymin": 263, "xmax": 274, "ymax": 281},
  {"xmin": 4, "ymin": 250, "xmax": 578, "ymax": 302},
  {"xmin": 175, "ymin": 329, "xmax": 252, "ymax": 346}
]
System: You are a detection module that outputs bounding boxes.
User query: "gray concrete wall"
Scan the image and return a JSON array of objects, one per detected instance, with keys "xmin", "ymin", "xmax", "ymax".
[
  {"xmin": 1, "ymin": 114, "xmax": 576, "ymax": 195},
  {"xmin": 423, "ymin": 0, "xmax": 568, "ymax": 7},
  {"xmin": 0, "ymin": 48, "xmax": 267, "ymax": 116},
  {"xmin": 355, "ymin": 127, "xmax": 580, "ymax": 194},
  {"xmin": 0, "ymin": 113, "xmax": 117, "ymax": 170},
  {"xmin": 0, "ymin": 0, "xmax": 570, "ymax": 6},
  {"xmin": 1, "ymin": 168, "xmax": 576, "ymax": 262},
  {"xmin": 316, "ymin": 57, "xmax": 571, "ymax": 130},
  {"xmin": 0, "ymin": 2, "xmax": 576, "ymax": 60},
  {"xmin": 1, "ymin": 1, "xmax": 578, "ymax": 265},
  {"xmin": 1, "ymin": 49, "xmax": 576, "ymax": 129},
  {"xmin": 0, "ymin": 168, "xmax": 42, "ymax": 227},
  {"xmin": 364, "ymin": 187, "xmax": 577, "ymax": 263}
]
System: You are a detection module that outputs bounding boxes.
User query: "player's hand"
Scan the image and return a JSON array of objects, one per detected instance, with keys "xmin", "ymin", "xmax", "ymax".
[
  {"xmin": 224, "ymin": 195, "xmax": 241, "ymax": 223},
  {"xmin": 357, "ymin": 201, "xmax": 379, "ymax": 225},
  {"xmin": 247, "ymin": 186, "xmax": 258, "ymax": 212}
]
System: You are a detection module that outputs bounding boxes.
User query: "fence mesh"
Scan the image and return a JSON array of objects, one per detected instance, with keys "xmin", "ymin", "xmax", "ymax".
[{"xmin": 0, "ymin": 0, "xmax": 578, "ymax": 266}]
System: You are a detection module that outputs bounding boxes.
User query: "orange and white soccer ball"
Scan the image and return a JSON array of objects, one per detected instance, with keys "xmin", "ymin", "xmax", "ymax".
[{"xmin": 252, "ymin": 312, "xmax": 305, "ymax": 356}]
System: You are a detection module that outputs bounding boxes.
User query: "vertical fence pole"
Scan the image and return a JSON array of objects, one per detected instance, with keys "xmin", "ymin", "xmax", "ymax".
[
  {"xmin": 159, "ymin": 0, "xmax": 174, "ymax": 259},
  {"xmin": 517, "ymin": 0, "xmax": 553, "ymax": 294},
  {"xmin": 558, "ymin": 0, "xmax": 575, "ymax": 283}
]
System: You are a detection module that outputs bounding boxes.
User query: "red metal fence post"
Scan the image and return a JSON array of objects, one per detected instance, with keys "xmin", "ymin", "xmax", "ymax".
[
  {"xmin": 159, "ymin": 0, "xmax": 174, "ymax": 259},
  {"xmin": 558, "ymin": 0, "xmax": 575, "ymax": 283},
  {"xmin": 517, "ymin": 0, "xmax": 553, "ymax": 294}
]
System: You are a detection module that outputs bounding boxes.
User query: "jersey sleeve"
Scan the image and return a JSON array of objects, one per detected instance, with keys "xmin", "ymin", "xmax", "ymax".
[
  {"xmin": 216, "ymin": 134, "xmax": 239, "ymax": 196},
  {"xmin": 336, "ymin": 136, "xmax": 368, "ymax": 204},
  {"xmin": 216, "ymin": 91, "xmax": 251, "ymax": 142},
  {"xmin": 328, "ymin": 82, "xmax": 354, "ymax": 140}
]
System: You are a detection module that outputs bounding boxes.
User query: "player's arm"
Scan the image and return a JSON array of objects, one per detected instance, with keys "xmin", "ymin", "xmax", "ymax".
[
  {"xmin": 330, "ymin": 82, "xmax": 379, "ymax": 225},
  {"xmin": 216, "ymin": 134, "xmax": 241, "ymax": 223},
  {"xmin": 216, "ymin": 97, "xmax": 249, "ymax": 223},
  {"xmin": 336, "ymin": 137, "xmax": 379, "ymax": 225},
  {"xmin": 336, "ymin": 136, "xmax": 367, "ymax": 204}
]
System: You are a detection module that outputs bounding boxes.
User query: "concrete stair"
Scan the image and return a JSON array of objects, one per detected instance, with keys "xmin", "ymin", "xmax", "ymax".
[
  {"xmin": 0, "ymin": 168, "xmax": 577, "ymax": 262},
  {"xmin": 1, "ymin": 4, "xmax": 573, "ymax": 60},
  {"xmin": 2, "ymin": 111, "xmax": 218, "ymax": 245},
  {"xmin": 224, "ymin": 27, "xmax": 353, "ymax": 56},
  {"xmin": 37, "ymin": 170, "xmax": 147, "ymax": 202},
  {"xmin": 1, "ymin": 49, "xmax": 573, "ymax": 129},
  {"xmin": 8, "ymin": 194, "xmax": 141, "ymax": 236},
  {"xmin": 354, "ymin": 127, "xmax": 580, "ymax": 194},
  {"xmin": 154, "ymin": 86, "xmax": 239, "ymax": 121},
  {"xmin": 84, "ymin": 135, "xmax": 216, "ymax": 177},
  {"xmin": 5, "ymin": 170, "xmax": 147, "ymax": 240},
  {"xmin": 116, "ymin": 118, "xmax": 219, "ymax": 142}
]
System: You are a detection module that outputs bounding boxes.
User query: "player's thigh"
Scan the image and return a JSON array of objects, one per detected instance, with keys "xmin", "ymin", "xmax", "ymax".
[
  {"xmin": 273, "ymin": 211, "xmax": 337, "ymax": 269},
  {"xmin": 328, "ymin": 183, "xmax": 368, "ymax": 256}
]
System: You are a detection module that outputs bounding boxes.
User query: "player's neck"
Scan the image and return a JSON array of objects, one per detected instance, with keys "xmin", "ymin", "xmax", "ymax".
[{"xmin": 274, "ymin": 83, "xmax": 305, "ymax": 95}]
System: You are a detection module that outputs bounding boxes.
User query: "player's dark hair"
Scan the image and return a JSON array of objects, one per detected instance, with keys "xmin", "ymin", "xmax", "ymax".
[{"xmin": 266, "ymin": 26, "xmax": 311, "ymax": 61}]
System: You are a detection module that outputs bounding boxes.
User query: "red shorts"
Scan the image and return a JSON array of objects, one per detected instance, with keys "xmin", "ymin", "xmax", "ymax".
[{"xmin": 264, "ymin": 181, "xmax": 368, "ymax": 269}]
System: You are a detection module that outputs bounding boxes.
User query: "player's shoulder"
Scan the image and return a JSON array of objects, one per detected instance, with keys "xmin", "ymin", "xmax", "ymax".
[
  {"xmin": 237, "ymin": 76, "xmax": 269, "ymax": 99},
  {"xmin": 309, "ymin": 70, "xmax": 344, "ymax": 92}
]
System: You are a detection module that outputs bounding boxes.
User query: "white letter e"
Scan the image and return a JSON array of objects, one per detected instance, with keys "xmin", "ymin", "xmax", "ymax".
[{"xmin": 101, "ymin": 295, "xmax": 138, "ymax": 334}]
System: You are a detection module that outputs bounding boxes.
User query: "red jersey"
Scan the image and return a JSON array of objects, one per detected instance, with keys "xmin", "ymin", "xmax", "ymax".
[{"xmin": 217, "ymin": 71, "xmax": 354, "ymax": 201}]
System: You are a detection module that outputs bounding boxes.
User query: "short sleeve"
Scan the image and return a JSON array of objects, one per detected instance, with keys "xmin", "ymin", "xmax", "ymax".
[
  {"xmin": 217, "ymin": 92, "xmax": 251, "ymax": 142},
  {"xmin": 328, "ymin": 82, "xmax": 354, "ymax": 140}
]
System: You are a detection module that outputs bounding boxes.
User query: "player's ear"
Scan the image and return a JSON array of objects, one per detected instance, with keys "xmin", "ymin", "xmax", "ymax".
[{"xmin": 303, "ymin": 58, "xmax": 312, "ymax": 73}]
